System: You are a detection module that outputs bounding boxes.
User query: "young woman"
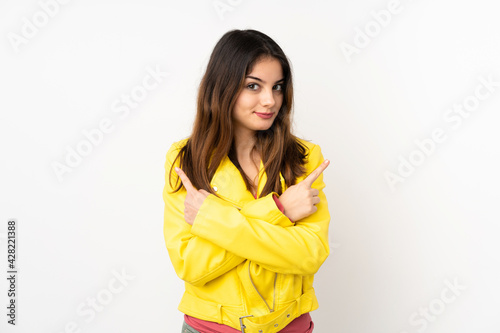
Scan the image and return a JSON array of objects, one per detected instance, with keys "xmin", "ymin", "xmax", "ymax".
[{"xmin": 163, "ymin": 29, "xmax": 331, "ymax": 333}]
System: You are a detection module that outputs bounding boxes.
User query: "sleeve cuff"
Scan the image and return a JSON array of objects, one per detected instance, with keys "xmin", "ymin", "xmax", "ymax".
[
  {"xmin": 272, "ymin": 194, "xmax": 294, "ymax": 224},
  {"xmin": 239, "ymin": 192, "xmax": 295, "ymax": 227},
  {"xmin": 272, "ymin": 194, "xmax": 284, "ymax": 212}
]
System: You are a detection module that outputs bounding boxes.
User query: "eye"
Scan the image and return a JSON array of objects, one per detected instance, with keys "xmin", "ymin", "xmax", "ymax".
[
  {"xmin": 247, "ymin": 83, "xmax": 259, "ymax": 91},
  {"xmin": 273, "ymin": 84, "xmax": 283, "ymax": 91}
]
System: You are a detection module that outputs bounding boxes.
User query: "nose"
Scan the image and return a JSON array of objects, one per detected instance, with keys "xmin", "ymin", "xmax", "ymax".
[{"xmin": 260, "ymin": 88, "xmax": 276, "ymax": 108}]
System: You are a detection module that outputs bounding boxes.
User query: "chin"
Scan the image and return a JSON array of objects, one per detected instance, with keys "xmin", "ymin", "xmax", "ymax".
[{"xmin": 255, "ymin": 125, "xmax": 274, "ymax": 132}]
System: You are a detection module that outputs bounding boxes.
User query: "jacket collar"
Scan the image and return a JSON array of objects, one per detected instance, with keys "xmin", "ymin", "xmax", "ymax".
[{"xmin": 209, "ymin": 155, "xmax": 285, "ymax": 208}]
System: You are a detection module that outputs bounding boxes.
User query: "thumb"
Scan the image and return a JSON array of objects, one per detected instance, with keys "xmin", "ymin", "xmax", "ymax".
[{"xmin": 199, "ymin": 189, "xmax": 211, "ymax": 197}]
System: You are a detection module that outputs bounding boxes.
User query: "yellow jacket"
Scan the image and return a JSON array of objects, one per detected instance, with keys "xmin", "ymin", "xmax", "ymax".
[{"xmin": 163, "ymin": 137, "xmax": 331, "ymax": 332}]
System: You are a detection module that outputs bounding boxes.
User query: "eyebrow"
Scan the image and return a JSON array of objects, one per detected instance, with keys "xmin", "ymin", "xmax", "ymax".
[{"xmin": 245, "ymin": 75, "xmax": 285, "ymax": 84}]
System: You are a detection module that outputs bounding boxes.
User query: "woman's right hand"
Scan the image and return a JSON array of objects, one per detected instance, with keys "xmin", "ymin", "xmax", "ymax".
[
  {"xmin": 175, "ymin": 167, "xmax": 210, "ymax": 226},
  {"xmin": 278, "ymin": 159, "xmax": 330, "ymax": 222}
]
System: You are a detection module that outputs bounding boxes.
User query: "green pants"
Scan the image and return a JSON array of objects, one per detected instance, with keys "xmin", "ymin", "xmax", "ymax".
[{"xmin": 181, "ymin": 320, "xmax": 201, "ymax": 333}]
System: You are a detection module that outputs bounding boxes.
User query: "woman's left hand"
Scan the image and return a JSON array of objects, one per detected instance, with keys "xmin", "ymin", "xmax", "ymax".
[{"xmin": 175, "ymin": 167, "xmax": 210, "ymax": 225}]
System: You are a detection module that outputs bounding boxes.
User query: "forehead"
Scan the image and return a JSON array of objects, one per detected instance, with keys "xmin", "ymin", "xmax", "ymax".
[{"xmin": 247, "ymin": 57, "xmax": 283, "ymax": 78}]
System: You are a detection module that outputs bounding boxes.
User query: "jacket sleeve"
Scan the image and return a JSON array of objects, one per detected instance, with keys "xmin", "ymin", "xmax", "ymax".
[
  {"xmin": 163, "ymin": 142, "xmax": 246, "ymax": 287},
  {"xmin": 190, "ymin": 144, "xmax": 331, "ymax": 275}
]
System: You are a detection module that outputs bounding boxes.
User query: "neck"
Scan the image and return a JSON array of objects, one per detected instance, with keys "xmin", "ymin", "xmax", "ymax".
[{"xmin": 233, "ymin": 128, "xmax": 257, "ymax": 160}]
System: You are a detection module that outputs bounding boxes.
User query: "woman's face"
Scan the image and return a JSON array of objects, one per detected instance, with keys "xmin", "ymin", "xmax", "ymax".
[{"xmin": 232, "ymin": 56, "xmax": 284, "ymax": 136}]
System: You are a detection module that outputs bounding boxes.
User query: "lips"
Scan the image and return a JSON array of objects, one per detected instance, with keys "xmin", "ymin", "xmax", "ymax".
[{"xmin": 255, "ymin": 112, "xmax": 274, "ymax": 119}]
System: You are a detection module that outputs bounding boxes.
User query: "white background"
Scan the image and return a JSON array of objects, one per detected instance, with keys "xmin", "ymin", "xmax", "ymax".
[{"xmin": 1, "ymin": 0, "xmax": 499, "ymax": 332}]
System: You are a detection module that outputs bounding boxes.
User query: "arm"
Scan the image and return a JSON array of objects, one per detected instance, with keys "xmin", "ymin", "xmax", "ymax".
[
  {"xmin": 191, "ymin": 144, "xmax": 331, "ymax": 275},
  {"xmin": 163, "ymin": 142, "xmax": 246, "ymax": 287}
]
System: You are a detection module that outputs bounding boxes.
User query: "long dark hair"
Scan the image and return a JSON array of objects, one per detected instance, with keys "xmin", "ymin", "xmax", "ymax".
[{"xmin": 168, "ymin": 29, "xmax": 308, "ymax": 197}]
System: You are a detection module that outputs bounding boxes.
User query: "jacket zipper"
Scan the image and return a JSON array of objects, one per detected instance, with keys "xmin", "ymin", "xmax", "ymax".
[
  {"xmin": 214, "ymin": 180, "xmax": 279, "ymax": 311},
  {"xmin": 248, "ymin": 261, "xmax": 277, "ymax": 313}
]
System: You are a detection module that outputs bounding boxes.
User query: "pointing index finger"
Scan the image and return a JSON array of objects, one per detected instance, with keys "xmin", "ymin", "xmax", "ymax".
[
  {"xmin": 175, "ymin": 167, "xmax": 196, "ymax": 192},
  {"xmin": 303, "ymin": 159, "xmax": 330, "ymax": 187}
]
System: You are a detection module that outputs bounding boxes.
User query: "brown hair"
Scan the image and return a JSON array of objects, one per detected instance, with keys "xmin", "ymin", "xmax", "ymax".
[{"xmin": 168, "ymin": 29, "xmax": 308, "ymax": 198}]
